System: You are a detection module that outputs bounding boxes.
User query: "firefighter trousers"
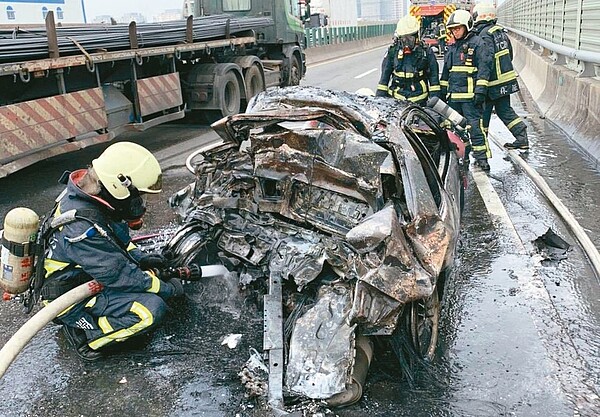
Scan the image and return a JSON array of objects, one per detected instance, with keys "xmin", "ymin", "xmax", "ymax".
[
  {"xmin": 57, "ymin": 289, "xmax": 168, "ymax": 351},
  {"xmin": 449, "ymin": 101, "xmax": 490, "ymax": 161},
  {"xmin": 482, "ymin": 95, "xmax": 528, "ymax": 142}
]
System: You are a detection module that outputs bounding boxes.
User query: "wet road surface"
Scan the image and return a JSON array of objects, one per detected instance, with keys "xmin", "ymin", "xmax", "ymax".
[{"xmin": 1, "ymin": 50, "xmax": 600, "ymax": 416}]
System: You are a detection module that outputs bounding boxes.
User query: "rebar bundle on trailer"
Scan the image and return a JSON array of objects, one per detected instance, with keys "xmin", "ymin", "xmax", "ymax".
[{"xmin": 0, "ymin": 15, "xmax": 273, "ymax": 63}]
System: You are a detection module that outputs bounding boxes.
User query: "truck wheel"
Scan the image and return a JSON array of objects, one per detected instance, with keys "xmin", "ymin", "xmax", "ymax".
[
  {"xmin": 288, "ymin": 55, "xmax": 301, "ymax": 86},
  {"xmin": 244, "ymin": 64, "xmax": 265, "ymax": 100},
  {"xmin": 219, "ymin": 71, "xmax": 241, "ymax": 117}
]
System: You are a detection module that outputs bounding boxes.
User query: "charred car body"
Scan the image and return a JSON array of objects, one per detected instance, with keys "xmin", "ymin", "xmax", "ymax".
[{"xmin": 165, "ymin": 86, "xmax": 465, "ymax": 410}]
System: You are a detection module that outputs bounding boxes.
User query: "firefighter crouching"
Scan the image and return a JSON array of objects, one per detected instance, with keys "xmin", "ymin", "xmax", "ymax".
[
  {"xmin": 41, "ymin": 142, "xmax": 183, "ymax": 361},
  {"xmin": 376, "ymin": 15, "xmax": 441, "ymax": 105},
  {"xmin": 472, "ymin": 3, "xmax": 529, "ymax": 150},
  {"xmin": 440, "ymin": 9, "xmax": 493, "ymax": 172}
]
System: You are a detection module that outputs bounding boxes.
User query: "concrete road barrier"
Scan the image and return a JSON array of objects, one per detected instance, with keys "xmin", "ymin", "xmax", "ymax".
[{"xmin": 511, "ymin": 36, "xmax": 600, "ymax": 166}]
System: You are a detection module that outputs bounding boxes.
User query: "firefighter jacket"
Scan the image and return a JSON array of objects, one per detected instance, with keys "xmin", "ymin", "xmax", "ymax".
[
  {"xmin": 42, "ymin": 169, "xmax": 176, "ymax": 301},
  {"xmin": 473, "ymin": 20, "xmax": 519, "ymax": 100},
  {"xmin": 440, "ymin": 31, "xmax": 493, "ymax": 102},
  {"xmin": 377, "ymin": 40, "xmax": 441, "ymax": 103}
]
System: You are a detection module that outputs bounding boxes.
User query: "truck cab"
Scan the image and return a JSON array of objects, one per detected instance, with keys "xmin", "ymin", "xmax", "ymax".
[
  {"xmin": 191, "ymin": 0, "xmax": 306, "ymax": 89},
  {"xmin": 195, "ymin": 0, "xmax": 305, "ymax": 47}
]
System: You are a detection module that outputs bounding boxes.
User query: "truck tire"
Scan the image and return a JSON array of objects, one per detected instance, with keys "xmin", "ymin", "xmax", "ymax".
[
  {"xmin": 244, "ymin": 64, "xmax": 265, "ymax": 100},
  {"xmin": 288, "ymin": 54, "xmax": 301, "ymax": 86},
  {"xmin": 219, "ymin": 70, "xmax": 241, "ymax": 117}
]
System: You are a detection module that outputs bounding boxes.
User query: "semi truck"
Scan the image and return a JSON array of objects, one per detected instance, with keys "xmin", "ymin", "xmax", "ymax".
[{"xmin": 0, "ymin": 0, "xmax": 307, "ymax": 178}]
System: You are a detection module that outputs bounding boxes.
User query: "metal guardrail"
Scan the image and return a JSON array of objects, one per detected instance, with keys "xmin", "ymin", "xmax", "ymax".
[
  {"xmin": 303, "ymin": 24, "xmax": 395, "ymax": 48},
  {"xmin": 498, "ymin": 0, "xmax": 600, "ymax": 77},
  {"xmin": 506, "ymin": 27, "xmax": 600, "ymax": 77}
]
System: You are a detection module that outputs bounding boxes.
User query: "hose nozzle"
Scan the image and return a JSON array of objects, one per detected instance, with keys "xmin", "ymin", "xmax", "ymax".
[{"xmin": 161, "ymin": 264, "xmax": 202, "ymax": 281}]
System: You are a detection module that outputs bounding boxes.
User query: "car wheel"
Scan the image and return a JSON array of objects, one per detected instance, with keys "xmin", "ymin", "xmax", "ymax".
[{"xmin": 407, "ymin": 286, "xmax": 440, "ymax": 361}]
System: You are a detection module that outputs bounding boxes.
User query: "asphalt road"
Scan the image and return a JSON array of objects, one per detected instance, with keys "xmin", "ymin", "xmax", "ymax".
[{"xmin": 0, "ymin": 47, "xmax": 599, "ymax": 416}]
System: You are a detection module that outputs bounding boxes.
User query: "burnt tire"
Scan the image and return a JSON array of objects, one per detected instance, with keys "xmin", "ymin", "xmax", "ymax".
[
  {"xmin": 407, "ymin": 286, "xmax": 440, "ymax": 362},
  {"xmin": 244, "ymin": 64, "xmax": 265, "ymax": 101},
  {"xmin": 218, "ymin": 71, "xmax": 241, "ymax": 118}
]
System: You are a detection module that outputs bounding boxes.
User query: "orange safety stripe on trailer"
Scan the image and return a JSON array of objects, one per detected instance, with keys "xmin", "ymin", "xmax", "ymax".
[
  {"xmin": 137, "ymin": 73, "xmax": 183, "ymax": 117},
  {"xmin": 0, "ymin": 88, "xmax": 112, "ymax": 177},
  {"xmin": 0, "ymin": 88, "xmax": 107, "ymax": 160}
]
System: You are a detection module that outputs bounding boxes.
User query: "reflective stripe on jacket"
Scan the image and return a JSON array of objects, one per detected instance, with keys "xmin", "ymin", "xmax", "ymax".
[
  {"xmin": 440, "ymin": 31, "xmax": 492, "ymax": 102},
  {"xmin": 377, "ymin": 41, "xmax": 440, "ymax": 103},
  {"xmin": 43, "ymin": 169, "xmax": 174, "ymax": 301},
  {"xmin": 473, "ymin": 21, "xmax": 519, "ymax": 99}
]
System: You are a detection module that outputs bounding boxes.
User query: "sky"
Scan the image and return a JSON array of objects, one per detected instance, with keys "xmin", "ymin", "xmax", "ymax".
[{"xmin": 83, "ymin": 0, "xmax": 184, "ymax": 20}]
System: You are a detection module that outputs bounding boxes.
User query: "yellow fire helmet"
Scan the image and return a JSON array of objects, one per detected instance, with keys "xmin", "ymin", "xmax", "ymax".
[
  {"xmin": 472, "ymin": 3, "xmax": 497, "ymax": 22},
  {"xmin": 92, "ymin": 142, "xmax": 162, "ymax": 199},
  {"xmin": 446, "ymin": 9, "xmax": 474, "ymax": 32},
  {"xmin": 395, "ymin": 15, "xmax": 420, "ymax": 37}
]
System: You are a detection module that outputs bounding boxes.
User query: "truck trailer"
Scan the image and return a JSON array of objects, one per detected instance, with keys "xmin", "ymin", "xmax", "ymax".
[{"xmin": 0, "ymin": 0, "xmax": 306, "ymax": 178}]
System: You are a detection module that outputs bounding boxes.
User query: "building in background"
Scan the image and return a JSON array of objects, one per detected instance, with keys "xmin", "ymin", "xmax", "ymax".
[
  {"xmin": 154, "ymin": 9, "xmax": 182, "ymax": 23},
  {"xmin": 0, "ymin": 0, "xmax": 87, "ymax": 24},
  {"xmin": 120, "ymin": 12, "xmax": 146, "ymax": 24},
  {"xmin": 309, "ymin": 0, "xmax": 358, "ymax": 26},
  {"xmin": 357, "ymin": 0, "xmax": 406, "ymax": 22},
  {"xmin": 92, "ymin": 14, "xmax": 113, "ymax": 24},
  {"xmin": 183, "ymin": 0, "xmax": 194, "ymax": 17}
]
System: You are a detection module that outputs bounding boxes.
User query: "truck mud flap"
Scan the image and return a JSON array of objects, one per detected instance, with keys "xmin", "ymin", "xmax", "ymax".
[
  {"xmin": 0, "ymin": 88, "xmax": 109, "ymax": 177},
  {"xmin": 136, "ymin": 73, "xmax": 183, "ymax": 118}
]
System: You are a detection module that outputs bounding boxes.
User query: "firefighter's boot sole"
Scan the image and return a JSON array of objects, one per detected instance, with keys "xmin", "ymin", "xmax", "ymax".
[
  {"xmin": 62, "ymin": 326, "xmax": 104, "ymax": 362},
  {"xmin": 504, "ymin": 141, "xmax": 529, "ymax": 150}
]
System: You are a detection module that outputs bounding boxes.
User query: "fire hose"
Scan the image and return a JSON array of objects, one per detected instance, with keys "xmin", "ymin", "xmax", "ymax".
[
  {"xmin": 0, "ymin": 281, "xmax": 103, "ymax": 378},
  {"xmin": 0, "ymin": 263, "xmax": 229, "ymax": 379}
]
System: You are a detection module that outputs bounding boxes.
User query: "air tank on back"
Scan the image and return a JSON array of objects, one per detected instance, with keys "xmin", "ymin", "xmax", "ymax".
[{"xmin": 0, "ymin": 207, "xmax": 39, "ymax": 294}]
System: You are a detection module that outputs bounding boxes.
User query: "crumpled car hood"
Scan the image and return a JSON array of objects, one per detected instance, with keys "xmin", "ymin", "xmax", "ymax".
[{"xmin": 168, "ymin": 86, "xmax": 463, "ymax": 405}]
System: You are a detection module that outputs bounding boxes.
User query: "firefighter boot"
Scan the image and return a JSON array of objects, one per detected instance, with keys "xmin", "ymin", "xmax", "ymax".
[
  {"xmin": 504, "ymin": 127, "xmax": 529, "ymax": 150},
  {"xmin": 475, "ymin": 158, "xmax": 490, "ymax": 172},
  {"xmin": 62, "ymin": 325, "xmax": 104, "ymax": 362}
]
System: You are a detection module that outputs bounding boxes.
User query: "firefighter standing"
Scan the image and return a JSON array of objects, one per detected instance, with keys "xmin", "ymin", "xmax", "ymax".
[
  {"xmin": 440, "ymin": 9, "xmax": 493, "ymax": 171},
  {"xmin": 41, "ymin": 142, "xmax": 183, "ymax": 361},
  {"xmin": 472, "ymin": 3, "xmax": 529, "ymax": 150},
  {"xmin": 376, "ymin": 15, "xmax": 441, "ymax": 105}
]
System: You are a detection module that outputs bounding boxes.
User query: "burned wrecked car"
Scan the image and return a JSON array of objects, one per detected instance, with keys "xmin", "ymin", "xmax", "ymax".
[{"xmin": 164, "ymin": 86, "xmax": 465, "ymax": 410}]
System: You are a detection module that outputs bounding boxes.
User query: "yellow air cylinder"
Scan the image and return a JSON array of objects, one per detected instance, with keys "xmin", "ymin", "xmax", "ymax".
[{"xmin": 0, "ymin": 208, "xmax": 39, "ymax": 294}]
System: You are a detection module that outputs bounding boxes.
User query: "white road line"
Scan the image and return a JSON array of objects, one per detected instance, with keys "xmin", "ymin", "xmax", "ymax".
[
  {"xmin": 472, "ymin": 163, "xmax": 600, "ymax": 414},
  {"xmin": 354, "ymin": 68, "xmax": 378, "ymax": 79}
]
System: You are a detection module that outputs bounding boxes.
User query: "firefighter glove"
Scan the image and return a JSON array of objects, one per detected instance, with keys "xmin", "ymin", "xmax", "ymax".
[
  {"xmin": 139, "ymin": 253, "xmax": 168, "ymax": 270},
  {"xmin": 168, "ymin": 278, "xmax": 185, "ymax": 297},
  {"xmin": 376, "ymin": 89, "xmax": 389, "ymax": 98}
]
